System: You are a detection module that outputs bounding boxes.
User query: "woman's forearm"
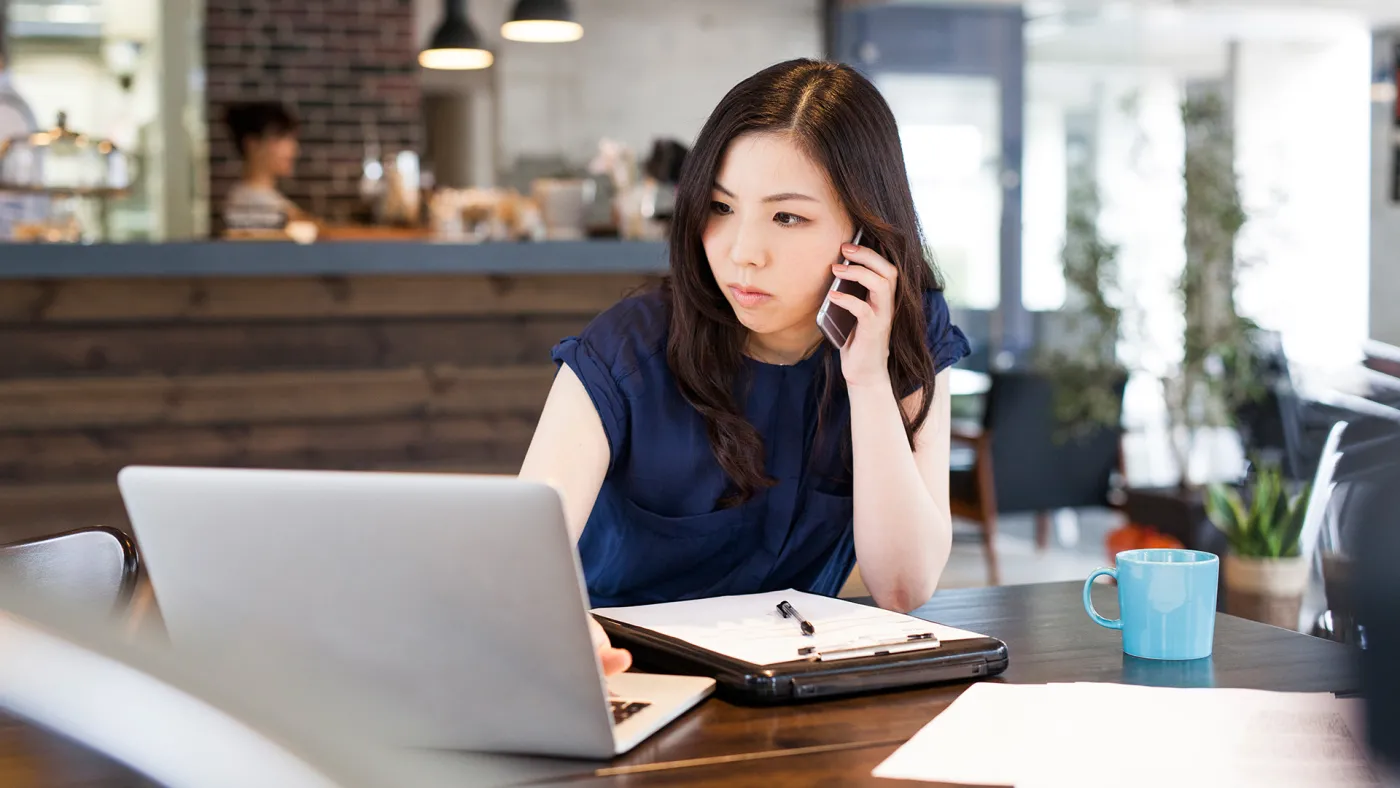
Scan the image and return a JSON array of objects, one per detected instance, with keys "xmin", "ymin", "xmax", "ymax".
[{"xmin": 847, "ymin": 376, "xmax": 953, "ymax": 612}]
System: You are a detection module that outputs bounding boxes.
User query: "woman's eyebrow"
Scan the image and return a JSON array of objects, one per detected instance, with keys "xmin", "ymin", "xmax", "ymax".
[{"xmin": 713, "ymin": 182, "xmax": 818, "ymax": 203}]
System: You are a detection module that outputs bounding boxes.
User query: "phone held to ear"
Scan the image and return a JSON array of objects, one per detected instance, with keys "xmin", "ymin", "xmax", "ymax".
[{"xmin": 816, "ymin": 228, "xmax": 865, "ymax": 349}]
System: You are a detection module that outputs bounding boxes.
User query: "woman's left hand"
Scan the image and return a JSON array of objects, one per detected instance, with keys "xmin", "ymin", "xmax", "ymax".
[{"xmin": 827, "ymin": 242, "xmax": 898, "ymax": 391}]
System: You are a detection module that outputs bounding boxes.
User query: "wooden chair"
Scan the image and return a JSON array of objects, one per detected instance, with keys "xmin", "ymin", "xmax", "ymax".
[
  {"xmin": 0, "ymin": 526, "xmax": 140, "ymax": 616},
  {"xmin": 950, "ymin": 371, "xmax": 1126, "ymax": 585}
]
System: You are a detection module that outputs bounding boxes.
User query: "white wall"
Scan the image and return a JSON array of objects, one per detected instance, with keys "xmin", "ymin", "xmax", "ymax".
[
  {"xmin": 1233, "ymin": 33, "xmax": 1373, "ymax": 369},
  {"xmin": 415, "ymin": 0, "xmax": 822, "ymax": 170},
  {"xmin": 8, "ymin": 48, "xmax": 159, "ymax": 144},
  {"xmin": 1092, "ymin": 69, "xmax": 1205, "ymax": 486},
  {"xmin": 1095, "ymin": 71, "xmax": 1188, "ymax": 383},
  {"xmin": 8, "ymin": 50, "xmax": 111, "ymax": 134},
  {"xmin": 1373, "ymin": 32, "xmax": 1400, "ymax": 346}
]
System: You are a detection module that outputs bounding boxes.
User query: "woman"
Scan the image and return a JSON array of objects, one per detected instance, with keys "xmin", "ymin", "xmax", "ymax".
[
  {"xmin": 519, "ymin": 59, "xmax": 970, "ymax": 674},
  {"xmin": 222, "ymin": 101, "xmax": 313, "ymax": 233}
]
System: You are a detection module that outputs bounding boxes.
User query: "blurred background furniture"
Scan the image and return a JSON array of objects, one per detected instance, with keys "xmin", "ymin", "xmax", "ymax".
[
  {"xmin": 950, "ymin": 370, "xmax": 1126, "ymax": 585},
  {"xmin": 1307, "ymin": 423, "xmax": 1400, "ymax": 645}
]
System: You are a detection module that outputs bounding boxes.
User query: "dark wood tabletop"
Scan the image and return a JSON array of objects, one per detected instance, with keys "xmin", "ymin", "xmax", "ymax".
[{"xmin": 0, "ymin": 581, "xmax": 1360, "ymax": 787}]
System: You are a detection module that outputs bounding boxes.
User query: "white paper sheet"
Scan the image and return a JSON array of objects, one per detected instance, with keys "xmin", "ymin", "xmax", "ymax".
[
  {"xmin": 592, "ymin": 589, "xmax": 986, "ymax": 666},
  {"xmin": 1026, "ymin": 683, "xmax": 1379, "ymax": 788},
  {"xmin": 875, "ymin": 682, "xmax": 1382, "ymax": 788},
  {"xmin": 873, "ymin": 682, "xmax": 1052, "ymax": 786}
]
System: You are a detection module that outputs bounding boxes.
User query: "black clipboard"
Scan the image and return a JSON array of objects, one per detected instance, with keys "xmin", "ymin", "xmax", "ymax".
[{"xmin": 594, "ymin": 614, "xmax": 1009, "ymax": 705}]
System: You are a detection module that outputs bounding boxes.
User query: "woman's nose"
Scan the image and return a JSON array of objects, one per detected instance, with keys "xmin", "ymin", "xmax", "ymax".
[{"xmin": 727, "ymin": 224, "xmax": 769, "ymax": 269}]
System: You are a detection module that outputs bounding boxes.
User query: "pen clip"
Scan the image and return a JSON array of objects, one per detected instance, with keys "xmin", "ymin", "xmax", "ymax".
[{"xmin": 797, "ymin": 633, "xmax": 940, "ymax": 660}]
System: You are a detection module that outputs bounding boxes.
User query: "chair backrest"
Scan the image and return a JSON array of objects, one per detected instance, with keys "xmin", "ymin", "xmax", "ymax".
[
  {"xmin": 0, "ymin": 596, "xmax": 425, "ymax": 788},
  {"xmin": 983, "ymin": 370, "xmax": 1126, "ymax": 514},
  {"xmin": 1298, "ymin": 421, "xmax": 1347, "ymax": 567},
  {"xmin": 0, "ymin": 527, "xmax": 139, "ymax": 615},
  {"xmin": 1234, "ymin": 330, "xmax": 1298, "ymax": 474},
  {"xmin": 1240, "ymin": 331, "xmax": 1364, "ymax": 484},
  {"xmin": 1312, "ymin": 425, "xmax": 1400, "ymax": 646}
]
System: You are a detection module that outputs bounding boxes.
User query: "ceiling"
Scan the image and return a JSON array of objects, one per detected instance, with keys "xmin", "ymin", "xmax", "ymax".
[
  {"xmin": 912, "ymin": 0, "xmax": 1400, "ymax": 26},
  {"xmin": 882, "ymin": 1, "xmax": 1388, "ymax": 77},
  {"xmin": 1020, "ymin": 1, "xmax": 1385, "ymax": 75}
]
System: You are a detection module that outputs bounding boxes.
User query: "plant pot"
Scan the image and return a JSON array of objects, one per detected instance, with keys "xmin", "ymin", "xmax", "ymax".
[{"xmin": 1223, "ymin": 554, "xmax": 1309, "ymax": 629}]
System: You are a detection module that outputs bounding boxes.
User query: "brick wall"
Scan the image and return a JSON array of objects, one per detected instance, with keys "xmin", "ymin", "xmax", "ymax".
[{"xmin": 205, "ymin": 0, "xmax": 422, "ymax": 229}]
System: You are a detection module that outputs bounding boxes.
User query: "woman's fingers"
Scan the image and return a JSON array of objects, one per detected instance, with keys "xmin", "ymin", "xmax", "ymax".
[
  {"xmin": 839, "ymin": 243, "xmax": 899, "ymax": 282},
  {"xmin": 589, "ymin": 614, "xmax": 632, "ymax": 676},
  {"xmin": 826, "ymin": 289, "xmax": 877, "ymax": 323},
  {"xmin": 600, "ymin": 646, "xmax": 633, "ymax": 676},
  {"xmin": 831, "ymin": 263, "xmax": 893, "ymax": 310}
]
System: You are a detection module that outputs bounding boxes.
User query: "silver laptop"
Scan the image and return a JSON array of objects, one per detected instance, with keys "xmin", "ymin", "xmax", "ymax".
[{"xmin": 117, "ymin": 466, "xmax": 714, "ymax": 760}]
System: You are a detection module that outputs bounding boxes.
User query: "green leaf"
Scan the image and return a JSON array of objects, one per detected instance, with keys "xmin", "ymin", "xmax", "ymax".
[
  {"xmin": 1279, "ymin": 482, "xmax": 1312, "ymax": 558},
  {"xmin": 1263, "ymin": 524, "xmax": 1282, "ymax": 558},
  {"xmin": 1264, "ymin": 482, "xmax": 1291, "ymax": 557},
  {"xmin": 1244, "ymin": 472, "xmax": 1274, "ymax": 552},
  {"xmin": 1227, "ymin": 488, "xmax": 1249, "ymax": 537},
  {"xmin": 1205, "ymin": 484, "xmax": 1239, "ymax": 536},
  {"xmin": 1250, "ymin": 467, "xmax": 1275, "ymax": 531}
]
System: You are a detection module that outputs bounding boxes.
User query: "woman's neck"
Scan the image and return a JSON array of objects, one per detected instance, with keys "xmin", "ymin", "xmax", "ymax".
[
  {"xmin": 239, "ymin": 167, "xmax": 279, "ymax": 192},
  {"xmin": 746, "ymin": 322, "xmax": 825, "ymax": 366}
]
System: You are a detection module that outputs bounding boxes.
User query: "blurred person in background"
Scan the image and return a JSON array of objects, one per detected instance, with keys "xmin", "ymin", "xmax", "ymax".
[{"xmin": 222, "ymin": 101, "xmax": 313, "ymax": 234}]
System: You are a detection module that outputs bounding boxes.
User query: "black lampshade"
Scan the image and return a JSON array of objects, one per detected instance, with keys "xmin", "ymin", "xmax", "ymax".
[
  {"xmin": 502, "ymin": 0, "xmax": 583, "ymax": 43},
  {"xmin": 420, "ymin": 0, "xmax": 493, "ymax": 70}
]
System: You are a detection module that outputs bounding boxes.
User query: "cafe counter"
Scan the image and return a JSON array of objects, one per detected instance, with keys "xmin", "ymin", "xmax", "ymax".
[{"xmin": 0, "ymin": 241, "xmax": 667, "ymax": 542}]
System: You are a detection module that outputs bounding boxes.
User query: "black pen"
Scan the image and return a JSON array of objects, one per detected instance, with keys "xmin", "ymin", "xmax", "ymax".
[{"xmin": 777, "ymin": 600, "xmax": 816, "ymax": 636}]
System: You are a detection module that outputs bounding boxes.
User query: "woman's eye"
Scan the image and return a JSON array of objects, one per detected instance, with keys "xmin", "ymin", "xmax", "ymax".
[
  {"xmin": 774, "ymin": 212, "xmax": 808, "ymax": 227},
  {"xmin": 710, "ymin": 201, "xmax": 732, "ymax": 215}
]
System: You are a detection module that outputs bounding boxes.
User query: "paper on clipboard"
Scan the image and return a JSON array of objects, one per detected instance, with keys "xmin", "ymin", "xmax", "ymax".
[{"xmin": 592, "ymin": 589, "xmax": 987, "ymax": 666}]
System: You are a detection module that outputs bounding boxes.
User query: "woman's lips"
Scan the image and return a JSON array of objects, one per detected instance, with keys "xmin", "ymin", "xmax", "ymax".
[{"xmin": 729, "ymin": 285, "xmax": 773, "ymax": 308}]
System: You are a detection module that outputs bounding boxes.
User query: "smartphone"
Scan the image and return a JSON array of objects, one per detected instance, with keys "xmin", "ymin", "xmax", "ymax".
[{"xmin": 816, "ymin": 228, "xmax": 865, "ymax": 349}]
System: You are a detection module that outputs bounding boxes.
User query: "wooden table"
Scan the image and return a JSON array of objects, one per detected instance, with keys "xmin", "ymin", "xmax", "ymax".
[{"xmin": 0, "ymin": 581, "xmax": 1359, "ymax": 787}]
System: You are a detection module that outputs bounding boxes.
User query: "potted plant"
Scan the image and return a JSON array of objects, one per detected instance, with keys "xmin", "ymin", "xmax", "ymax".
[
  {"xmin": 1205, "ymin": 463, "xmax": 1312, "ymax": 628},
  {"xmin": 1036, "ymin": 157, "xmax": 1127, "ymax": 443},
  {"xmin": 1040, "ymin": 90, "xmax": 1268, "ymax": 561},
  {"xmin": 1120, "ymin": 88, "xmax": 1269, "ymax": 562},
  {"xmin": 1163, "ymin": 89, "xmax": 1262, "ymax": 490}
]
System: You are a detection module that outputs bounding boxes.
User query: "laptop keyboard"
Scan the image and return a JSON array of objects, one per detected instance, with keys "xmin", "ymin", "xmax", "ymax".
[{"xmin": 610, "ymin": 699, "xmax": 652, "ymax": 725}]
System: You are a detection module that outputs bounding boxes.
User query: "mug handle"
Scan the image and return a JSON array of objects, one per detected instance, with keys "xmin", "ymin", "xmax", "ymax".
[{"xmin": 1083, "ymin": 568, "xmax": 1122, "ymax": 630}]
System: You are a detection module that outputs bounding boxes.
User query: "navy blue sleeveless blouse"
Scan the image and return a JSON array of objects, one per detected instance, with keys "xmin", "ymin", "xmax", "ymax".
[{"xmin": 552, "ymin": 288, "xmax": 970, "ymax": 608}]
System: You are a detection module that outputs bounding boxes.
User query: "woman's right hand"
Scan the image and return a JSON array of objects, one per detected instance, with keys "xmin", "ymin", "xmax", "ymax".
[{"xmin": 588, "ymin": 615, "xmax": 633, "ymax": 676}]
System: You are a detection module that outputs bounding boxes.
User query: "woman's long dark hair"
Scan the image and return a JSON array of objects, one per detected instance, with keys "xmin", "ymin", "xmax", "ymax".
[{"xmin": 665, "ymin": 58, "xmax": 944, "ymax": 505}]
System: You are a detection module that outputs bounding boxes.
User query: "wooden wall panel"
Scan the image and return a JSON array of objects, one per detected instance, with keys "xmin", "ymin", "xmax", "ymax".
[
  {"xmin": 0, "ymin": 366, "xmax": 555, "ymax": 430},
  {"xmin": 0, "ymin": 317, "xmax": 589, "ymax": 378},
  {"xmin": 0, "ymin": 272, "xmax": 639, "ymax": 542},
  {"xmin": 0, "ymin": 458, "xmax": 524, "ymax": 540},
  {"xmin": 0, "ymin": 275, "xmax": 655, "ymax": 324},
  {"xmin": 0, "ymin": 415, "xmax": 538, "ymax": 485}
]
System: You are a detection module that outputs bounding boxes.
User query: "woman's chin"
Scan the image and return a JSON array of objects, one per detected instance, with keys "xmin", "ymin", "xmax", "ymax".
[
  {"xmin": 732, "ymin": 310, "xmax": 818, "ymax": 341},
  {"xmin": 731, "ymin": 309, "xmax": 781, "ymax": 336}
]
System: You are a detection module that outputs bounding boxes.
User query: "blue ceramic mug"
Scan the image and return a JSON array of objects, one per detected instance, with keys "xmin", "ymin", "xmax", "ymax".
[{"xmin": 1083, "ymin": 549, "xmax": 1220, "ymax": 661}]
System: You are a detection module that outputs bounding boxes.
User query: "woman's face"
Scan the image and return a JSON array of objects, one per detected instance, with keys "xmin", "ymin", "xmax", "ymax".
[
  {"xmin": 702, "ymin": 132, "xmax": 854, "ymax": 341},
  {"xmin": 247, "ymin": 132, "xmax": 300, "ymax": 178}
]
